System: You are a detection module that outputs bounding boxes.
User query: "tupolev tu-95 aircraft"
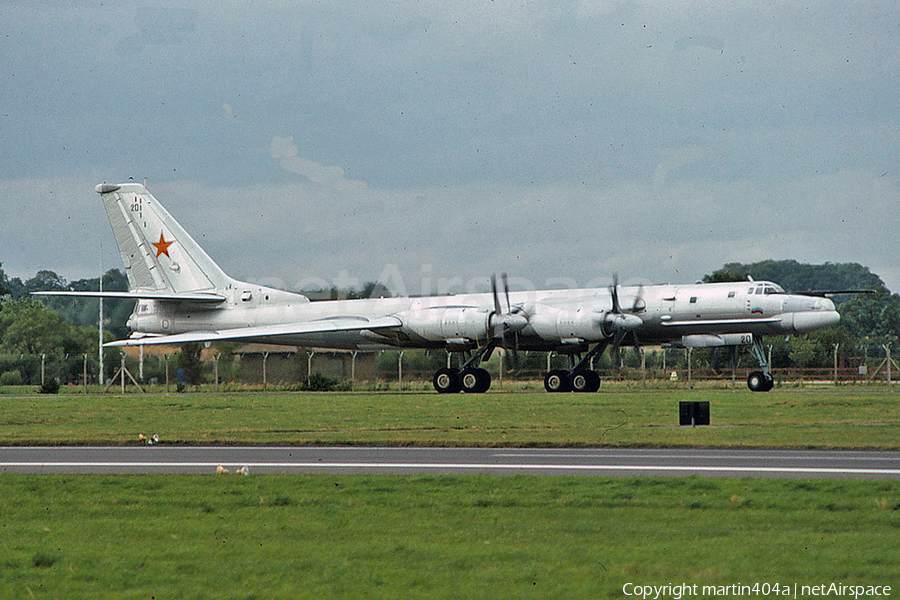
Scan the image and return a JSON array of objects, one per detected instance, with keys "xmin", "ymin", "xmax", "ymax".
[{"xmin": 36, "ymin": 183, "xmax": 842, "ymax": 393}]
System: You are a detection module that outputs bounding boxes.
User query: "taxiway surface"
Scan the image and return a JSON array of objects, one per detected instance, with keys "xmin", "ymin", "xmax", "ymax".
[{"xmin": 2, "ymin": 446, "xmax": 899, "ymax": 478}]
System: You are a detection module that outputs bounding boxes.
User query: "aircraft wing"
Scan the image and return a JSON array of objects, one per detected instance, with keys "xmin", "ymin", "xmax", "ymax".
[
  {"xmin": 104, "ymin": 316, "xmax": 403, "ymax": 347},
  {"xmin": 32, "ymin": 291, "xmax": 226, "ymax": 304}
]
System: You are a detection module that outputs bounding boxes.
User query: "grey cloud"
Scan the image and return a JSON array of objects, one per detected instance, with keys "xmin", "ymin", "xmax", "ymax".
[{"xmin": 1, "ymin": 1, "xmax": 899, "ymax": 294}]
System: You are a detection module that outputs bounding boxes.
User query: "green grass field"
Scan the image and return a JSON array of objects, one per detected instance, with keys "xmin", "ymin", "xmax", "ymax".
[
  {"xmin": 0, "ymin": 386, "xmax": 898, "ymax": 448},
  {"xmin": 2, "ymin": 474, "xmax": 899, "ymax": 599},
  {"xmin": 2, "ymin": 386, "xmax": 899, "ymax": 598}
]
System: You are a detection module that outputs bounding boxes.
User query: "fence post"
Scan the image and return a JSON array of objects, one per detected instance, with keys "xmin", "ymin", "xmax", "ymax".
[
  {"xmin": 686, "ymin": 348, "xmax": 693, "ymax": 389},
  {"xmin": 398, "ymin": 351, "xmax": 404, "ymax": 391},
  {"xmin": 640, "ymin": 348, "xmax": 646, "ymax": 388},
  {"xmin": 887, "ymin": 344, "xmax": 893, "ymax": 384},
  {"xmin": 833, "ymin": 343, "xmax": 840, "ymax": 386}
]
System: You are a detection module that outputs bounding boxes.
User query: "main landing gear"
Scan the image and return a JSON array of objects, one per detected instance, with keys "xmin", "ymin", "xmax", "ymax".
[
  {"xmin": 433, "ymin": 343, "xmax": 496, "ymax": 394},
  {"xmin": 433, "ymin": 366, "xmax": 491, "ymax": 394},
  {"xmin": 543, "ymin": 340, "xmax": 608, "ymax": 393},
  {"xmin": 543, "ymin": 369, "xmax": 601, "ymax": 393},
  {"xmin": 432, "ymin": 340, "xmax": 612, "ymax": 394}
]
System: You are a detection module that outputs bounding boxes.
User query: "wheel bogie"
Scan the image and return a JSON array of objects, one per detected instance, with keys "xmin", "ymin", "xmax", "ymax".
[{"xmin": 434, "ymin": 367, "xmax": 492, "ymax": 393}]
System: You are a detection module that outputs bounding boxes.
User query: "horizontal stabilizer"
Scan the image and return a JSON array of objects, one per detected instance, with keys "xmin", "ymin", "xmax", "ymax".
[
  {"xmin": 104, "ymin": 316, "xmax": 402, "ymax": 347},
  {"xmin": 32, "ymin": 290, "xmax": 226, "ymax": 304}
]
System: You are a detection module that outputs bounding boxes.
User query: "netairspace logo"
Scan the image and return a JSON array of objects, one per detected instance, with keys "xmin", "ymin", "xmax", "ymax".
[{"xmin": 622, "ymin": 582, "xmax": 892, "ymax": 599}]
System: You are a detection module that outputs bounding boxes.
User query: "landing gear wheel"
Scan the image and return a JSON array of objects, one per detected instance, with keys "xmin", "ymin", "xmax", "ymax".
[
  {"xmin": 747, "ymin": 371, "xmax": 774, "ymax": 392},
  {"xmin": 460, "ymin": 367, "xmax": 491, "ymax": 393},
  {"xmin": 571, "ymin": 370, "xmax": 601, "ymax": 393},
  {"xmin": 544, "ymin": 369, "xmax": 571, "ymax": 393},
  {"xmin": 433, "ymin": 368, "xmax": 461, "ymax": 394}
]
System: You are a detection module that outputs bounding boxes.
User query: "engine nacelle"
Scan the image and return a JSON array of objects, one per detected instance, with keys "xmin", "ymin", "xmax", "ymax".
[
  {"xmin": 397, "ymin": 307, "xmax": 491, "ymax": 342},
  {"xmin": 527, "ymin": 306, "xmax": 608, "ymax": 342}
]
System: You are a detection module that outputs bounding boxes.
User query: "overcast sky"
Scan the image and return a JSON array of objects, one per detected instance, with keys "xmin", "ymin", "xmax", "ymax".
[{"xmin": 2, "ymin": 0, "xmax": 898, "ymax": 295}]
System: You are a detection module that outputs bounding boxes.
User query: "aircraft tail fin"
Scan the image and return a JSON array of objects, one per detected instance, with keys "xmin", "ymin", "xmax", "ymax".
[{"xmin": 95, "ymin": 183, "xmax": 232, "ymax": 294}]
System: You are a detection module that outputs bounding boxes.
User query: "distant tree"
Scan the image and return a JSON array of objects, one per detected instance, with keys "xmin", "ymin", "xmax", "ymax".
[
  {"xmin": 838, "ymin": 289, "xmax": 900, "ymax": 344},
  {"xmin": 0, "ymin": 262, "xmax": 9, "ymax": 297},
  {"xmin": 66, "ymin": 269, "xmax": 133, "ymax": 338},
  {"xmin": 305, "ymin": 281, "xmax": 393, "ymax": 301},
  {"xmin": 24, "ymin": 270, "xmax": 68, "ymax": 293},
  {"xmin": 176, "ymin": 342, "xmax": 205, "ymax": 385},
  {"xmin": 361, "ymin": 281, "xmax": 392, "ymax": 299},
  {"xmin": 788, "ymin": 327, "xmax": 853, "ymax": 368},
  {"xmin": 704, "ymin": 260, "xmax": 886, "ymax": 294},
  {"xmin": 0, "ymin": 298, "xmax": 74, "ymax": 355}
]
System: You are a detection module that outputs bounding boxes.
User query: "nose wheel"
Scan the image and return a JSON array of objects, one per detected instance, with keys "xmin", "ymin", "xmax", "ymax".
[{"xmin": 747, "ymin": 370, "xmax": 774, "ymax": 392}]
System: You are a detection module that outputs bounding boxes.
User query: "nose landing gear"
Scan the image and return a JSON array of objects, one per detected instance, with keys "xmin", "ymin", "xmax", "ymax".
[{"xmin": 747, "ymin": 337, "xmax": 775, "ymax": 392}]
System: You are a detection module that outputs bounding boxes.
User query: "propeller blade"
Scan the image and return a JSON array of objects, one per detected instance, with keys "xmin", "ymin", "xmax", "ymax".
[
  {"xmin": 489, "ymin": 272, "xmax": 529, "ymax": 340},
  {"xmin": 490, "ymin": 274, "xmax": 502, "ymax": 316},
  {"xmin": 490, "ymin": 274, "xmax": 504, "ymax": 337},
  {"xmin": 501, "ymin": 272, "xmax": 511, "ymax": 314},
  {"xmin": 631, "ymin": 284, "xmax": 645, "ymax": 312},
  {"xmin": 610, "ymin": 272, "xmax": 621, "ymax": 314}
]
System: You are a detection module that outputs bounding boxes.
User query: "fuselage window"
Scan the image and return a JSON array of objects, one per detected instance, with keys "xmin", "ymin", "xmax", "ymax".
[
  {"xmin": 690, "ymin": 296, "xmax": 698, "ymax": 304},
  {"xmin": 728, "ymin": 291, "xmax": 736, "ymax": 298}
]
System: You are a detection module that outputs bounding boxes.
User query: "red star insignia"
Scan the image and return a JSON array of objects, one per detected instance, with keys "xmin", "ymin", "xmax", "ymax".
[{"xmin": 152, "ymin": 232, "xmax": 174, "ymax": 258}]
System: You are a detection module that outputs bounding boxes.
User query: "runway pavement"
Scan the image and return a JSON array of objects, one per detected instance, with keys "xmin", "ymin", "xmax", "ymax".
[{"xmin": 2, "ymin": 446, "xmax": 900, "ymax": 478}]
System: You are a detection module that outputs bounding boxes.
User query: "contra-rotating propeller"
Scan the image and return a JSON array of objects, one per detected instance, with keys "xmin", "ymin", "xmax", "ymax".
[
  {"xmin": 489, "ymin": 273, "xmax": 528, "ymax": 368},
  {"xmin": 606, "ymin": 273, "xmax": 645, "ymax": 370}
]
